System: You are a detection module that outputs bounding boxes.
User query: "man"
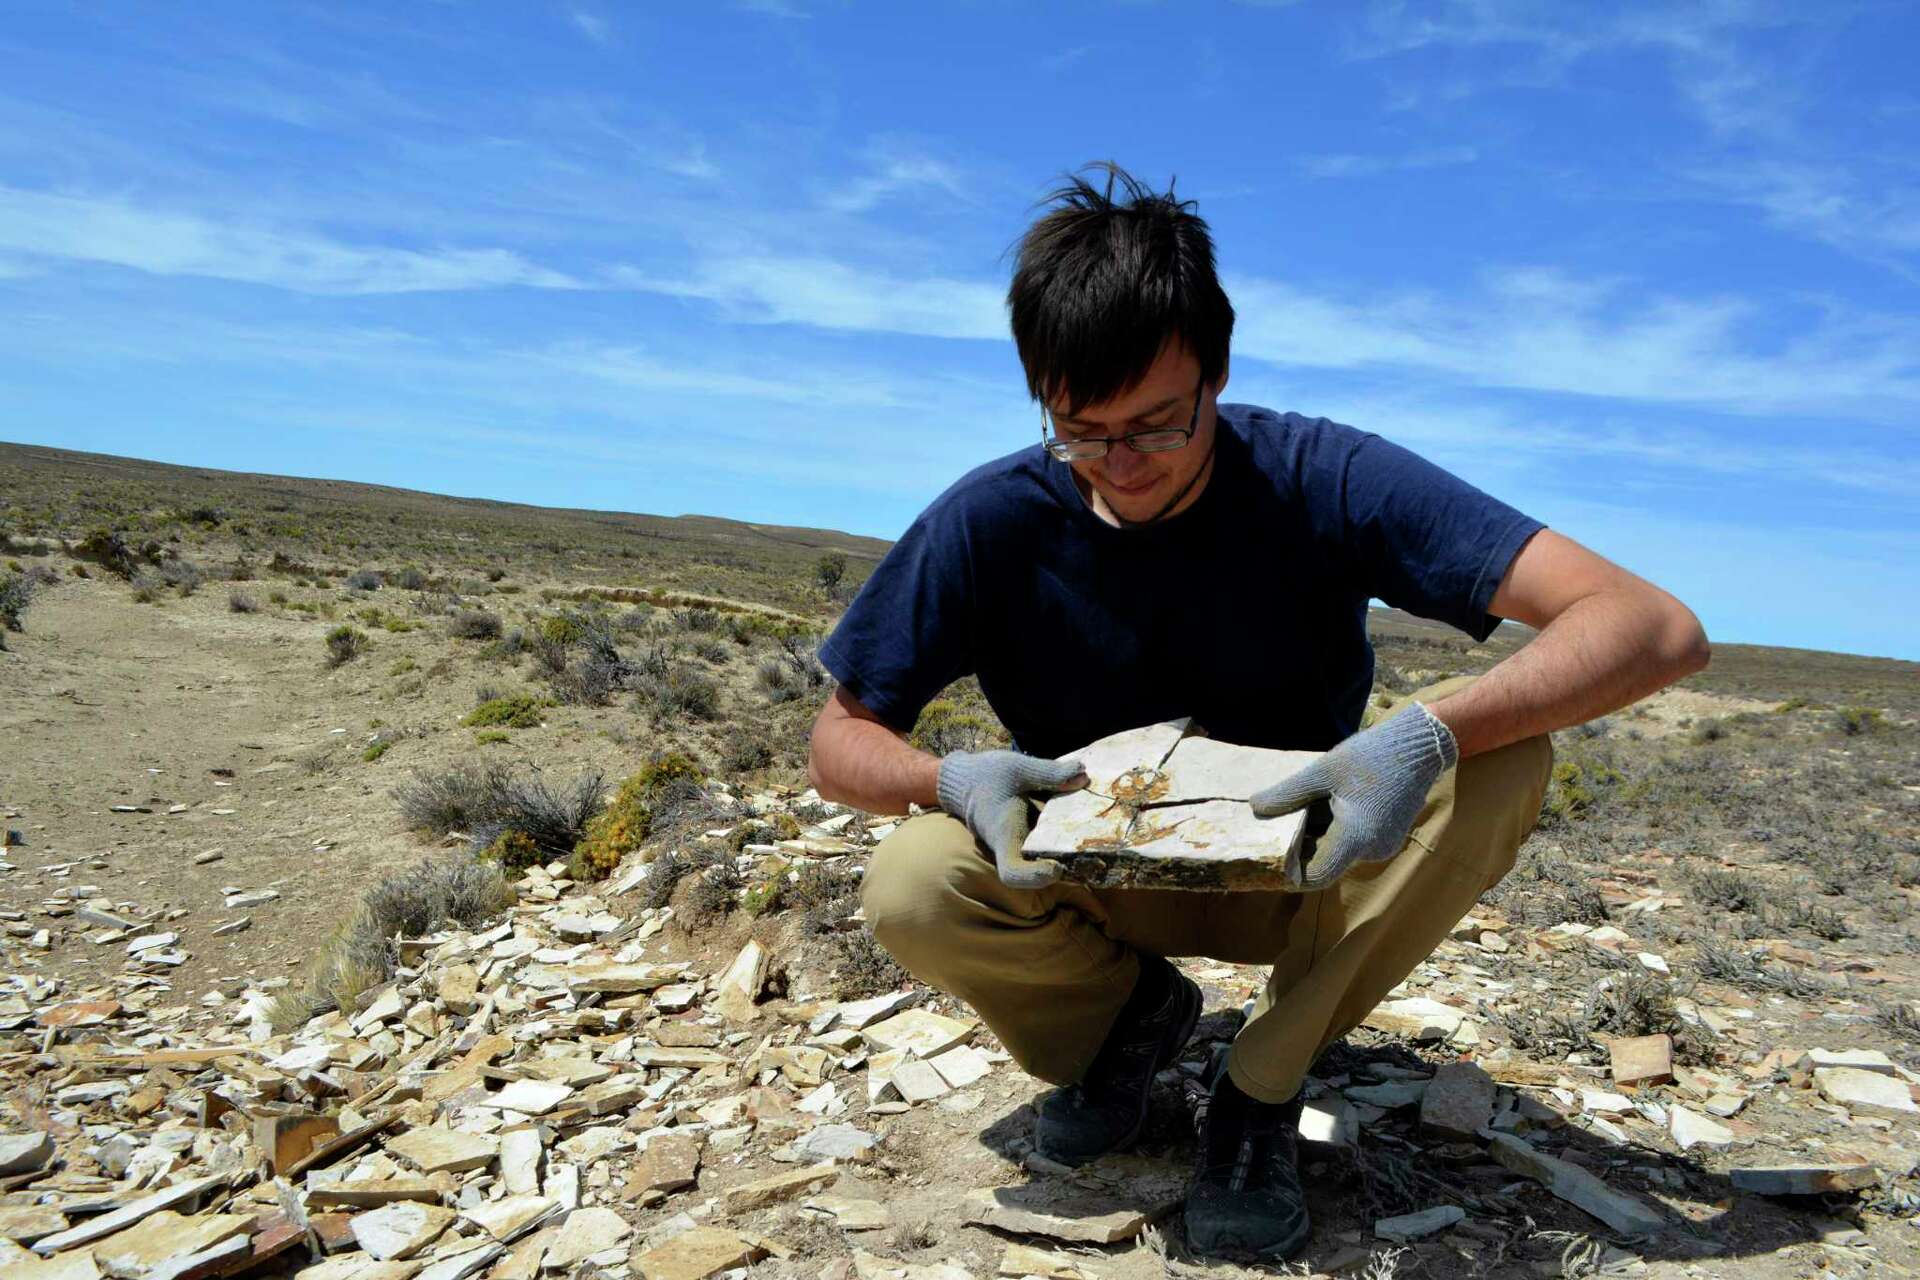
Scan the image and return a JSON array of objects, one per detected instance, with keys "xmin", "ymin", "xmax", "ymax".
[{"xmin": 807, "ymin": 164, "xmax": 1708, "ymax": 1260}]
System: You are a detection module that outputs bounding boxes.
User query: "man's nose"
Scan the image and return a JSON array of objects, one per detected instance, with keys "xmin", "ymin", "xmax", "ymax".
[{"xmin": 1104, "ymin": 443, "xmax": 1149, "ymax": 479}]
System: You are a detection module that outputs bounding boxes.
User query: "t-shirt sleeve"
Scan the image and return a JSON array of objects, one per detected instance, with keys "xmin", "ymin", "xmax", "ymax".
[
  {"xmin": 816, "ymin": 504, "xmax": 975, "ymax": 733},
  {"xmin": 1339, "ymin": 434, "xmax": 1544, "ymax": 642}
]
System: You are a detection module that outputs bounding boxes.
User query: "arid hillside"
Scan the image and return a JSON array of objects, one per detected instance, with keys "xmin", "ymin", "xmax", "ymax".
[{"xmin": 1, "ymin": 443, "xmax": 1916, "ymax": 1280}]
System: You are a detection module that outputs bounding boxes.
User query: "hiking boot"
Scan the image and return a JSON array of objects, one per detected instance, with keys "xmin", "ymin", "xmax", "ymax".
[
  {"xmin": 1185, "ymin": 1062, "xmax": 1310, "ymax": 1260},
  {"xmin": 1032, "ymin": 954, "xmax": 1201, "ymax": 1166}
]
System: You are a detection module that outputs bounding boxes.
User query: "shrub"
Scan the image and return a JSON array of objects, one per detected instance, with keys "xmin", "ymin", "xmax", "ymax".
[
  {"xmin": 1835, "ymin": 706, "xmax": 1884, "ymax": 735},
  {"xmin": 363, "ymin": 739, "xmax": 393, "ymax": 763},
  {"xmin": 475, "ymin": 729, "xmax": 510, "ymax": 745},
  {"xmin": 158, "ymin": 559, "xmax": 203, "ymax": 596},
  {"xmin": 325, "ymin": 625, "xmax": 369, "ymax": 666},
  {"xmin": 720, "ymin": 725, "xmax": 775, "ymax": 774},
  {"xmin": 639, "ymin": 664, "xmax": 721, "ymax": 720},
  {"xmin": 551, "ymin": 654, "xmax": 632, "ymax": 707},
  {"xmin": 448, "ymin": 609, "xmax": 503, "ymax": 640},
  {"xmin": 569, "ymin": 752, "xmax": 707, "ymax": 880},
  {"xmin": 130, "ymin": 575, "xmax": 163, "ymax": 604},
  {"xmin": 464, "ymin": 694, "xmax": 549, "ymax": 729},
  {"xmin": 345, "ymin": 568, "xmax": 382, "ymax": 591},
  {"xmin": 395, "ymin": 762, "xmax": 509, "ymax": 836},
  {"xmin": 472, "ymin": 768, "xmax": 604, "ymax": 862},
  {"xmin": 482, "ymin": 828, "xmax": 542, "ymax": 869},
  {"xmin": 268, "ymin": 590, "xmax": 288, "ymax": 604},
  {"xmin": 392, "ymin": 566, "xmax": 428, "ymax": 590},
  {"xmin": 539, "ymin": 613, "xmax": 588, "ymax": 646},
  {"xmin": 74, "ymin": 528, "xmax": 138, "ymax": 578},
  {"xmin": 1541, "ymin": 751, "xmax": 1624, "ymax": 825},
  {"xmin": 757, "ymin": 658, "xmax": 800, "ymax": 702},
  {"xmin": 1679, "ymin": 864, "xmax": 1768, "ymax": 914},
  {"xmin": 228, "ymin": 590, "xmax": 258, "ymax": 613},
  {"xmin": 689, "ymin": 637, "xmax": 730, "ymax": 665},
  {"xmin": 911, "ymin": 699, "xmax": 997, "ymax": 755},
  {"xmin": 269, "ymin": 858, "xmax": 513, "ymax": 1031},
  {"xmin": 0, "ymin": 573, "xmax": 34, "ymax": 633},
  {"xmin": 816, "ymin": 551, "xmax": 847, "ymax": 591}
]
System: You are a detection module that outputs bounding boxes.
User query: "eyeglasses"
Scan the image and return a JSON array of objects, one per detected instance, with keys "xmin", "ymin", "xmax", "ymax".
[{"xmin": 1041, "ymin": 377, "xmax": 1204, "ymax": 462}]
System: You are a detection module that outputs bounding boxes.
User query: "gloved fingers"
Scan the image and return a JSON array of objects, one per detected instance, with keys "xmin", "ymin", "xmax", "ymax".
[
  {"xmin": 986, "ymin": 802, "xmax": 1061, "ymax": 889},
  {"xmin": 1288, "ymin": 828, "xmax": 1363, "ymax": 893},
  {"xmin": 1011, "ymin": 754, "xmax": 1089, "ymax": 792},
  {"xmin": 996, "ymin": 848, "xmax": 1063, "ymax": 890},
  {"xmin": 1249, "ymin": 760, "xmax": 1333, "ymax": 818}
]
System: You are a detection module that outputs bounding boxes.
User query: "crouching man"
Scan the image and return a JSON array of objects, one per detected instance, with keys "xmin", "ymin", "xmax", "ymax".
[{"xmin": 806, "ymin": 164, "xmax": 1708, "ymax": 1261}]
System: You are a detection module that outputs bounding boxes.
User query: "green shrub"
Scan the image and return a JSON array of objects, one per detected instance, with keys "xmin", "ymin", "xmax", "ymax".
[
  {"xmin": 1835, "ymin": 706, "xmax": 1883, "ymax": 735},
  {"xmin": 816, "ymin": 552, "xmax": 847, "ymax": 591},
  {"xmin": 449, "ymin": 609, "xmax": 503, "ymax": 640},
  {"xmin": 569, "ymin": 752, "xmax": 707, "ymax": 881},
  {"xmin": 325, "ymin": 625, "xmax": 369, "ymax": 666},
  {"xmin": 362, "ymin": 740, "xmax": 392, "ymax": 762},
  {"xmin": 475, "ymin": 729, "xmax": 510, "ymax": 745},
  {"xmin": 74, "ymin": 528, "xmax": 138, "ymax": 578},
  {"xmin": 911, "ymin": 699, "xmax": 997, "ymax": 755},
  {"xmin": 464, "ymin": 694, "xmax": 549, "ymax": 729}
]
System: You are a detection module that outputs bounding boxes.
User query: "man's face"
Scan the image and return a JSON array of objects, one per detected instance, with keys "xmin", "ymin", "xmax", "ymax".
[{"xmin": 1044, "ymin": 343, "xmax": 1226, "ymax": 525}]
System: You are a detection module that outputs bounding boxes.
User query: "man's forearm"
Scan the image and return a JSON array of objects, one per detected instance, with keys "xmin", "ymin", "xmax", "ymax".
[
  {"xmin": 809, "ymin": 716, "xmax": 942, "ymax": 815},
  {"xmin": 1425, "ymin": 587, "xmax": 1709, "ymax": 759}
]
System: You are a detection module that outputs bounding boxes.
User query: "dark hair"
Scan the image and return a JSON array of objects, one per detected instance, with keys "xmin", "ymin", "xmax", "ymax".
[{"xmin": 1008, "ymin": 161, "xmax": 1235, "ymax": 416}]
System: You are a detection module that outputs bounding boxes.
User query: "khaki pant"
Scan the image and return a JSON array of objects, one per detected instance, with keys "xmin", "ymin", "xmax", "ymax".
[{"xmin": 861, "ymin": 677, "xmax": 1553, "ymax": 1104}]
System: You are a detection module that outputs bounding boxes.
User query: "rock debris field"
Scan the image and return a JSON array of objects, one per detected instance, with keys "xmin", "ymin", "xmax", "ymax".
[{"xmin": 6, "ymin": 777, "xmax": 1920, "ymax": 1280}]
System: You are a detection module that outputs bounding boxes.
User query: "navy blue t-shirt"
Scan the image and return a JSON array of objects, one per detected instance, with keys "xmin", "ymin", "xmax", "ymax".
[{"xmin": 818, "ymin": 404, "xmax": 1544, "ymax": 760}]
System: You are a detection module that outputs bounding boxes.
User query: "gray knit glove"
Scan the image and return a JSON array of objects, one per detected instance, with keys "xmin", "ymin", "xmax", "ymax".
[
  {"xmin": 937, "ymin": 750, "xmax": 1087, "ymax": 890},
  {"xmin": 1249, "ymin": 702, "xmax": 1458, "ymax": 893}
]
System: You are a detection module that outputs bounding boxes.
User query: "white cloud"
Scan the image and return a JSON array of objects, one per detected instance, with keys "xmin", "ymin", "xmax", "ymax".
[
  {"xmin": 614, "ymin": 254, "xmax": 1007, "ymax": 340},
  {"xmin": 569, "ymin": 8, "xmax": 614, "ymax": 46},
  {"xmin": 1228, "ymin": 266, "xmax": 1920, "ymax": 421},
  {"xmin": 1296, "ymin": 146, "xmax": 1478, "ymax": 178},
  {"xmin": 822, "ymin": 154, "xmax": 970, "ymax": 214},
  {"xmin": 0, "ymin": 187, "xmax": 580, "ymax": 294}
]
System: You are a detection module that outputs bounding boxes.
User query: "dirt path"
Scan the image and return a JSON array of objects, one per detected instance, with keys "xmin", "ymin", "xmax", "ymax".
[{"xmin": 0, "ymin": 578, "xmax": 429, "ymax": 997}]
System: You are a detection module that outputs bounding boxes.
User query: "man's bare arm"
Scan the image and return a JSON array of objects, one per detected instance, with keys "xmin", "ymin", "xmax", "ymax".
[
  {"xmin": 1425, "ymin": 529, "xmax": 1710, "ymax": 759},
  {"xmin": 807, "ymin": 685, "xmax": 941, "ymax": 814}
]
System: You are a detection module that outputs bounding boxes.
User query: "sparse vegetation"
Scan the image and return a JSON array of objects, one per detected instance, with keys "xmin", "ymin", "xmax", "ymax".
[
  {"xmin": 227, "ymin": 590, "xmax": 258, "ymax": 613},
  {"xmin": 448, "ymin": 608, "xmax": 503, "ymax": 640},
  {"xmin": 463, "ymin": 693, "xmax": 550, "ymax": 729},
  {"xmin": 270, "ymin": 858, "xmax": 513, "ymax": 1031},
  {"xmin": 324, "ymin": 624, "xmax": 368, "ymax": 666}
]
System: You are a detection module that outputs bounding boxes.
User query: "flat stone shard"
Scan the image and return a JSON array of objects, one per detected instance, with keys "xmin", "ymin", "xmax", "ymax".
[
  {"xmin": 722, "ymin": 1163, "xmax": 838, "ymax": 1214},
  {"xmin": 1730, "ymin": 1162, "xmax": 1880, "ymax": 1196},
  {"xmin": 1374, "ymin": 1205, "xmax": 1465, "ymax": 1242},
  {"xmin": 386, "ymin": 1127, "xmax": 497, "ymax": 1174},
  {"xmin": 1026, "ymin": 722, "xmax": 1317, "ymax": 890},
  {"xmin": 631, "ymin": 1226, "xmax": 766, "ymax": 1280},
  {"xmin": 712, "ymin": 940, "xmax": 767, "ymax": 1023},
  {"xmin": 961, "ymin": 1184, "xmax": 1159, "ymax": 1244},
  {"xmin": 0, "ymin": 1130, "xmax": 55, "ymax": 1174},
  {"xmin": 1608, "ymin": 1034, "xmax": 1674, "ymax": 1087},
  {"xmin": 1815, "ymin": 1066, "xmax": 1918, "ymax": 1114},
  {"xmin": 1420, "ymin": 1062, "xmax": 1496, "ymax": 1141},
  {"xmin": 350, "ymin": 1202, "xmax": 456, "ymax": 1260},
  {"xmin": 1488, "ymin": 1133, "xmax": 1666, "ymax": 1237}
]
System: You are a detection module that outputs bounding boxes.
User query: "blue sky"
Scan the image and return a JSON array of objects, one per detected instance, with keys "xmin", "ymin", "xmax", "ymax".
[{"xmin": 1, "ymin": 3, "xmax": 1915, "ymax": 659}]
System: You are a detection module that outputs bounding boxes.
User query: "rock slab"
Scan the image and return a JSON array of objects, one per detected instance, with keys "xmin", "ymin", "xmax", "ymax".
[{"xmin": 1419, "ymin": 1063, "xmax": 1496, "ymax": 1141}]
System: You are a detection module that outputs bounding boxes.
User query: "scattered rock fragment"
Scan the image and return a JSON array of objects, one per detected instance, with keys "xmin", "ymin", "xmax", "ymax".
[
  {"xmin": 1608, "ymin": 1034, "xmax": 1674, "ymax": 1087},
  {"xmin": 1374, "ymin": 1205, "xmax": 1466, "ymax": 1242},
  {"xmin": 631, "ymin": 1226, "xmax": 766, "ymax": 1280},
  {"xmin": 1815, "ymin": 1067, "xmax": 1918, "ymax": 1114},
  {"xmin": 1487, "ymin": 1134, "xmax": 1666, "ymax": 1236},
  {"xmin": 1419, "ymin": 1062, "xmax": 1496, "ymax": 1141}
]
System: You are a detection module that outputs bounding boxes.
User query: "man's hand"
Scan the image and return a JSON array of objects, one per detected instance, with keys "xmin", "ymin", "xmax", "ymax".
[
  {"xmin": 937, "ymin": 750, "xmax": 1088, "ymax": 889},
  {"xmin": 1249, "ymin": 702, "xmax": 1458, "ymax": 893}
]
